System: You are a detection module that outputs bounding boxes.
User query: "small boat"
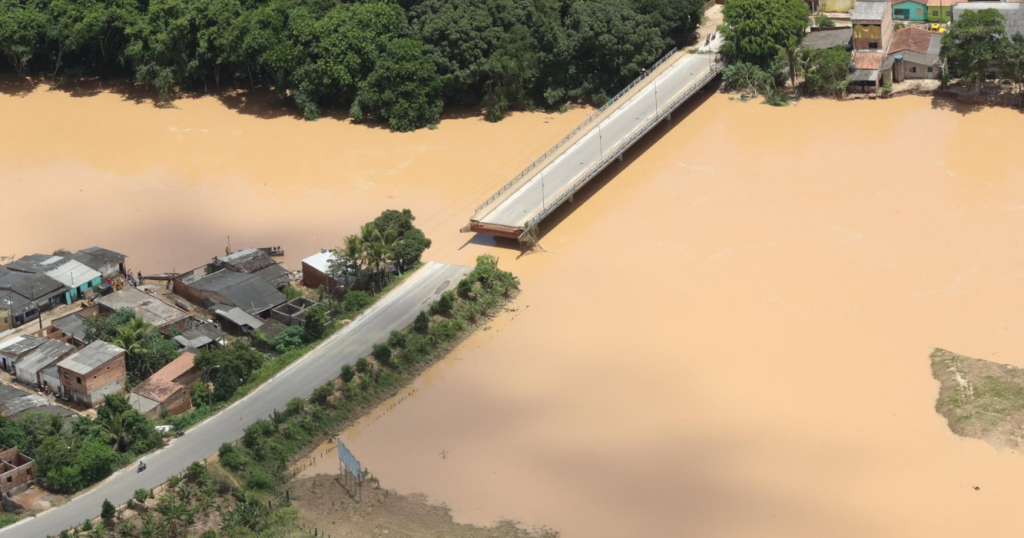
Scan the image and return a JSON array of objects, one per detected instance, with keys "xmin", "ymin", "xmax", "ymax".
[{"xmin": 259, "ymin": 246, "xmax": 285, "ymax": 257}]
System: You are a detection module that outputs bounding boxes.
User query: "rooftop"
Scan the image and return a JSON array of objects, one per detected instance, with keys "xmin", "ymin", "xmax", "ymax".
[
  {"xmin": 5, "ymin": 254, "xmax": 64, "ymax": 274},
  {"xmin": 58, "ymin": 340, "xmax": 124, "ymax": 375},
  {"xmin": 253, "ymin": 263, "xmax": 290, "ymax": 288},
  {"xmin": 0, "ymin": 335, "xmax": 47, "ymax": 358},
  {"xmin": 173, "ymin": 323, "xmax": 223, "ymax": 348},
  {"xmin": 0, "ymin": 272, "xmax": 66, "ymax": 300},
  {"xmin": 44, "ymin": 259, "xmax": 101, "ymax": 289},
  {"xmin": 851, "ymin": 1, "xmax": 889, "ymax": 21},
  {"xmin": 131, "ymin": 351, "xmax": 196, "ymax": 403},
  {"xmin": 927, "ymin": 0, "xmax": 962, "ymax": 6},
  {"xmin": 77, "ymin": 247, "xmax": 127, "ymax": 264},
  {"xmin": 889, "ymin": 27, "xmax": 935, "ymax": 56},
  {"xmin": 211, "ymin": 304, "xmax": 264, "ymax": 330},
  {"xmin": 216, "ymin": 249, "xmax": 278, "ymax": 274},
  {"xmin": 96, "ymin": 287, "xmax": 188, "ymax": 327},
  {"xmin": 191, "ymin": 271, "xmax": 286, "ymax": 314},
  {"xmin": 802, "ymin": 28, "xmax": 853, "ymax": 50},
  {"xmin": 17, "ymin": 339, "xmax": 75, "ymax": 375},
  {"xmin": 302, "ymin": 250, "xmax": 337, "ymax": 274},
  {"xmin": 853, "ymin": 51, "xmax": 885, "ymax": 69},
  {"xmin": 52, "ymin": 312, "xmax": 88, "ymax": 342}
]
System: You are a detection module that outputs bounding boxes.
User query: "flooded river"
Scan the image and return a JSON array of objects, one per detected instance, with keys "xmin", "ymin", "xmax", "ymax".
[{"xmin": 5, "ymin": 84, "xmax": 1024, "ymax": 537}]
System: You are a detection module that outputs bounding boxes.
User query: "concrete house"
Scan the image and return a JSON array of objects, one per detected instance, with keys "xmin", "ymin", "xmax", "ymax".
[
  {"xmin": 128, "ymin": 351, "xmax": 201, "ymax": 419},
  {"xmin": 851, "ymin": 51, "xmax": 886, "ymax": 91},
  {"xmin": 302, "ymin": 250, "xmax": 357, "ymax": 298},
  {"xmin": 71, "ymin": 247, "xmax": 127, "ymax": 279},
  {"xmin": 852, "ymin": 0, "xmax": 894, "ymax": 50},
  {"xmin": 883, "ymin": 27, "xmax": 944, "ymax": 82},
  {"xmin": 57, "ymin": 340, "xmax": 126, "ymax": 408},
  {"xmin": 0, "ymin": 447, "xmax": 36, "ymax": 496},
  {"xmin": 96, "ymin": 287, "xmax": 189, "ymax": 329},
  {"xmin": 892, "ymin": 0, "xmax": 928, "ymax": 21},
  {"xmin": 0, "ymin": 335, "xmax": 46, "ymax": 372},
  {"xmin": 14, "ymin": 339, "xmax": 76, "ymax": 386}
]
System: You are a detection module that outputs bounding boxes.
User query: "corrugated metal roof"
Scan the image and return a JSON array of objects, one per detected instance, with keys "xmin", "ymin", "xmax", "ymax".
[
  {"xmin": 96, "ymin": 287, "xmax": 188, "ymax": 327},
  {"xmin": 0, "ymin": 335, "xmax": 46, "ymax": 358},
  {"xmin": 192, "ymin": 271, "xmax": 285, "ymax": 314},
  {"xmin": 17, "ymin": 339, "xmax": 75, "ymax": 375},
  {"xmin": 58, "ymin": 340, "xmax": 123, "ymax": 375},
  {"xmin": 211, "ymin": 305, "xmax": 265, "ymax": 330},
  {"xmin": 78, "ymin": 247, "xmax": 127, "ymax": 264},
  {"xmin": 302, "ymin": 251, "xmax": 336, "ymax": 274},
  {"xmin": 852, "ymin": 1, "xmax": 888, "ymax": 21},
  {"xmin": 45, "ymin": 259, "xmax": 101, "ymax": 289}
]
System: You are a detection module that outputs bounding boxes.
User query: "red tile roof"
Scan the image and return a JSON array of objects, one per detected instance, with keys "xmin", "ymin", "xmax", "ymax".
[
  {"xmin": 889, "ymin": 27, "xmax": 934, "ymax": 55},
  {"xmin": 131, "ymin": 352, "xmax": 196, "ymax": 403},
  {"xmin": 853, "ymin": 52, "xmax": 885, "ymax": 70}
]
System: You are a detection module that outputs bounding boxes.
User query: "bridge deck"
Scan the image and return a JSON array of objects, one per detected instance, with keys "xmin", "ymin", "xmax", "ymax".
[{"xmin": 469, "ymin": 43, "xmax": 722, "ymax": 239}]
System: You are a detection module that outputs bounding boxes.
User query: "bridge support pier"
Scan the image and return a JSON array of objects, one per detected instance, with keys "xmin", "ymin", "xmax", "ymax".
[
  {"xmin": 569, "ymin": 194, "xmax": 574, "ymax": 203},
  {"xmin": 617, "ymin": 154, "xmax": 623, "ymax": 162},
  {"xmin": 666, "ymin": 112, "xmax": 672, "ymax": 121}
]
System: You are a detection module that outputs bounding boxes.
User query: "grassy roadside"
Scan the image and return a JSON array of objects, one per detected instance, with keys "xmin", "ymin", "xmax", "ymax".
[{"xmin": 163, "ymin": 264, "xmax": 424, "ymax": 432}]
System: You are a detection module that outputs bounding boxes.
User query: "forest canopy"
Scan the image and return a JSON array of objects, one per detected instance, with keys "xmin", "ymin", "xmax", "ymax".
[{"xmin": 0, "ymin": 0, "xmax": 704, "ymax": 130}]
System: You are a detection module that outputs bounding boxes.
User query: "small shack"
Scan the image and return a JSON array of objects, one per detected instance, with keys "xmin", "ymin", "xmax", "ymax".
[
  {"xmin": 0, "ymin": 335, "xmax": 46, "ymax": 372},
  {"xmin": 128, "ymin": 351, "xmax": 200, "ymax": 420},
  {"xmin": 171, "ymin": 318, "xmax": 224, "ymax": 349},
  {"xmin": 177, "ymin": 270, "xmax": 286, "ymax": 316},
  {"xmin": 56, "ymin": 340, "xmax": 126, "ymax": 408},
  {"xmin": 14, "ymin": 339, "xmax": 76, "ymax": 387},
  {"xmin": 210, "ymin": 304, "xmax": 265, "ymax": 335},
  {"xmin": 301, "ymin": 250, "xmax": 354, "ymax": 297},
  {"xmin": 0, "ymin": 271, "xmax": 67, "ymax": 309}
]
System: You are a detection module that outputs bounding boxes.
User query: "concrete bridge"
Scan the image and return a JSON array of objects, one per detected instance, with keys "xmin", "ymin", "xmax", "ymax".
[{"xmin": 466, "ymin": 40, "xmax": 724, "ymax": 241}]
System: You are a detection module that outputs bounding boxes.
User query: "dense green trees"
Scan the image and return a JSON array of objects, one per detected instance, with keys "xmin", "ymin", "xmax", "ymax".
[
  {"xmin": 800, "ymin": 45, "xmax": 850, "ymax": 97},
  {"xmin": 720, "ymin": 0, "xmax": 808, "ymax": 69},
  {"xmin": 941, "ymin": 9, "xmax": 1005, "ymax": 93},
  {"xmin": 0, "ymin": 0, "xmax": 704, "ymax": 130}
]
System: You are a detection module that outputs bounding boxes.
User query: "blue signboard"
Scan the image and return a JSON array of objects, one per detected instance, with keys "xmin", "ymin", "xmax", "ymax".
[{"xmin": 336, "ymin": 440, "xmax": 362, "ymax": 481}]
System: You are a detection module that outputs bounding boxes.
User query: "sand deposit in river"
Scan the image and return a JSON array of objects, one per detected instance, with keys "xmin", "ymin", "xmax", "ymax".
[{"xmin": 5, "ymin": 83, "xmax": 1024, "ymax": 537}]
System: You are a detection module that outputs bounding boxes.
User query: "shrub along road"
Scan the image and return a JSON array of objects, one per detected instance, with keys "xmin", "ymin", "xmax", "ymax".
[{"xmin": 2, "ymin": 262, "xmax": 473, "ymax": 538}]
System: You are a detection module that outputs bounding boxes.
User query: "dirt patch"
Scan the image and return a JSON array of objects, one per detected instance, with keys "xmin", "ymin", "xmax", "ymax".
[
  {"xmin": 288, "ymin": 474, "xmax": 558, "ymax": 538},
  {"xmin": 931, "ymin": 348, "xmax": 1024, "ymax": 451},
  {"xmin": 10, "ymin": 485, "xmax": 64, "ymax": 513}
]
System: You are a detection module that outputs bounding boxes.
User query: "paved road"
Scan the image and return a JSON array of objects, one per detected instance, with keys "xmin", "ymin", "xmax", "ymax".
[
  {"xmin": 4, "ymin": 262, "xmax": 473, "ymax": 538},
  {"xmin": 477, "ymin": 42, "xmax": 722, "ymax": 230}
]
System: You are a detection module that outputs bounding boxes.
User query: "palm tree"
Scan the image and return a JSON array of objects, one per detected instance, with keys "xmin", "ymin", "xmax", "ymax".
[
  {"xmin": 157, "ymin": 494, "xmax": 188, "ymax": 535},
  {"xmin": 139, "ymin": 514, "xmax": 164, "ymax": 538},
  {"xmin": 100, "ymin": 411, "xmax": 133, "ymax": 452},
  {"xmin": 781, "ymin": 37, "xmax": 800, "ymax": 92}
]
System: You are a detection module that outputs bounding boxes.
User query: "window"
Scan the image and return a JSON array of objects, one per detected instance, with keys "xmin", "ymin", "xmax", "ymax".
[
  {"xmin": 76, "ymin": 376, "xmax": 81, "ymax": 383},
  {"xmin": 63, "ymin": 373, "xmax": 67, "ymax": 378},
  {"xmin": 911, "ymin": 66, "xmax": 918, "ymax": 73},
  {"xmin": 5, "ymin": 477, "xmax": 10, "ymax": 483},
  {"xmin": 869, "ymin": 42, "xmax": 879, "ymax": 49},
  {"xmin": 93, "ymin": 375, "xmax": 97, "ymax": 379},
  {"xmin": 927, "ymin": 67, "xmax": 934, "ymax": 73},
  {"xmin": 931, "ymin": 10, "xmax": 938, "ymax": 16}
]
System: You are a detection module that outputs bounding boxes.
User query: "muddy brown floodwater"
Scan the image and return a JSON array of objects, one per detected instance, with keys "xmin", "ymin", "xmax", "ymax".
[{"xmin": 6, "ymin": 84, "xmax": 1024, "ymax": 538}]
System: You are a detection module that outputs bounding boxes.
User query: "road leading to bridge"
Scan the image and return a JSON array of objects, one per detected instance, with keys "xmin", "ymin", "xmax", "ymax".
[
  {"xmin": 469, "ymin": 39, "xmax": 723, "ymax": 239},
  {"xmin": 3, "ymin": 262, "xmax": 474, "ymax": 538}
]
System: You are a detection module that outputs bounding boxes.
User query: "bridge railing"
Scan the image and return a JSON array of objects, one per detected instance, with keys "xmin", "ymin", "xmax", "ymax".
[
  {"xmin": 474, "ymin": 47, "xmax": 678, "ymax": 215},
  {"xmin": 519, "ymin": 60, "xmax": 723, "ymax": 238}
]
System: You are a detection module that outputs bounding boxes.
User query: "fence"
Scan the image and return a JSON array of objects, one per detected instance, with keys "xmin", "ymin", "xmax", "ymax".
[
  {"xmin": 474, "ymin": 47, "xmax": 679, "ymax": 215},
  {"xmin": 519, "ymin": 61, "xmax": 724, "ymax": 240}
]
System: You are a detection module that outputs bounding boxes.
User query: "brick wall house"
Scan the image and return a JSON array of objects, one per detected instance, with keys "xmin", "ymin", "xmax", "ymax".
[
  {"xmin": 128, "ymin": 351, "xmax": 201, "ymax": 420},
  {"xmin": 57, "ymin": 341, "xmax": 126, "ymax": 408},
  {"xmin": 0, "ymin": 446, "xmax": 36, "ymax": 496}
]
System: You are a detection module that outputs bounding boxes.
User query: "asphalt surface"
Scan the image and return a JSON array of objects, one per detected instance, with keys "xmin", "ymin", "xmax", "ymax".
[
  {"xmin": 477, "ymin": 40, "xmax": 723, "ymax": 229},
  {"xmin": 4, "ymin": 262, "xmax": 474, "ymax": 538}
]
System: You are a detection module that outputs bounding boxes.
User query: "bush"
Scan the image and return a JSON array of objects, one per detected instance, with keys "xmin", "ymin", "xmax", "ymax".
[
  {"xmin": 248, "ymin": 468, "xmax": 274, "ymax": 490},
  {"xmin": 881, "ymin": 80, "xmax": 893, "ymax": 96},
  {"xmin": 133, "ymin": 488, "xmax": 152, "ymax": 505},
  {"xmin": 355, "ymin": 357, "xmax": 371, "ymax": 374},
  {"xmin": 273, "ymin": 326, "xmax": 307, "ymax": 353},
  {"xmin": 343, "ymin": 291, "xmax": 373, "ymax": 313},
  {"xmin": 286, "ymin": 398, "xmax": 305, "ymax": 416},
  {"xmin": 413, "ymin": 311, "xmax": 430, "ymax": 334},
  {"xmin": 815, "ymin": 13, "xmax": 835, "ymax": 27},
  {"xmin": 372, "ymin": 343, "xmax": 393, "ymax": 365},
  {"xmin": 341, "ymin": 364, "xmax": 355, "ymax": 383},
  {"xmin": 430, "ymin": 290, "xmax": 456, "ymax": 316},
  {"xmin": 303, "ymin": 305, "xmax": 328, "ymax": 341},
  {"xmin": 388, "ymin": 330, "xmax": 406, "ymax": 349},
  {"xmin": 283, "ymin": 286, "xmax": 302, "ymax": 301},
  {"xmin": 457, "ymin": 277, "xmax": 474, "ymax": 298},
  {"xmin": 101, "ymin": 499, "xmax": 116, "ymax": 519},
  {"xmin": 311, "ymin": 383, "xmax": 334, "ymax": 406},
  {"xmin": 191, "ymin": 382, "xmax": 210, "ymax": 408}
]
